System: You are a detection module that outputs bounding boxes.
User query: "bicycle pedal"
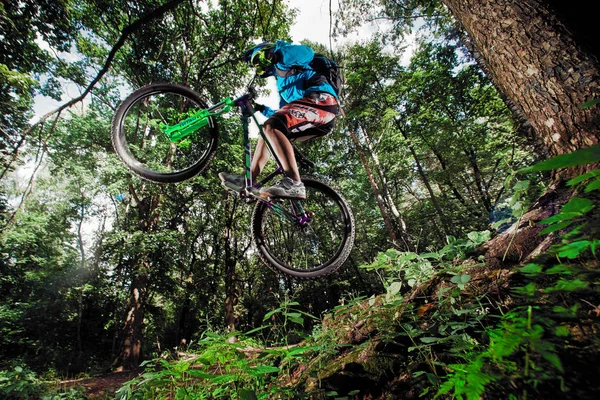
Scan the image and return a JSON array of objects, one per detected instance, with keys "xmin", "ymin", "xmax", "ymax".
[{"xmin": 243, "ymin": 187, "xmax": 261, "ymax": 197}]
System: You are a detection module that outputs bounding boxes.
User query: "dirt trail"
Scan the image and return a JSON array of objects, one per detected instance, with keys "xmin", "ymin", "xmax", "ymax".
[{"xmin": 60, "ymin": 369, "xmax": 142, "ymax": 398}]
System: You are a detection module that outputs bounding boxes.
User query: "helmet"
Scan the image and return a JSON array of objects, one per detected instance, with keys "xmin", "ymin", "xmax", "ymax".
[{"xmin": 244, "ymin": 42, "xmax": 276, "ymax": 77}]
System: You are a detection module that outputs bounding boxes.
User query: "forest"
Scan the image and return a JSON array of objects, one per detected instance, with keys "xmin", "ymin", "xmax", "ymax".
[{"xmin": 1, "ymin": 0, "xmax": 599, "ymax": 399}]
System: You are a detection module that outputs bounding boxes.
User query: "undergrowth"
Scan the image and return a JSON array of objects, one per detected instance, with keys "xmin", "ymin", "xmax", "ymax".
[
  {"xmin": 110, "ymin": 145, "xmax": 599, "ymax": 400},
  {"xmin": 5, "ymin": 145, "xmax": 598, "ymax": 399}
]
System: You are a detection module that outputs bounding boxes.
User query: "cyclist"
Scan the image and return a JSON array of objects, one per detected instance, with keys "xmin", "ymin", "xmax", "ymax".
[{"xmin": 219, "ymin": 40, "xmax": 341, "ymax": 199}]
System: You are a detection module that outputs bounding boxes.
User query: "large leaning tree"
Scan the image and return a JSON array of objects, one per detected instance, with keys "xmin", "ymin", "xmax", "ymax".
[
  {"xmin": 442, "ymin": 0, "xmax": 599, "ymax": 165},
  {"xmin": 438, "ymin": 0, "xmax": 600, "ymax": 265},
  {"xmin": 339, "ymin": 0, "xmax": 599, "ymax": 265}
]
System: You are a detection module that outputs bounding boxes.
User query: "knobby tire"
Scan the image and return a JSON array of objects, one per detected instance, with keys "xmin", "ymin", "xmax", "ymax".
[
  {"xmin": 251, "ymin": 177, "xmax": 355, "ymax": 279},
  {"xmin": 111, "ymin": 83, "xmax": 219, "ymax": 183}
]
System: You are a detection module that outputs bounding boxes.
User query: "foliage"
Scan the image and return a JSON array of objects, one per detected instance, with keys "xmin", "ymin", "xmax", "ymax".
[
  {"xmin": 0, "ymin": 365, "xmax": 42, "ymax": 399},
  {"xmin": 115, "ymin": 304, "xmax": 311, "ymax": 399},
  {"xmin": 363, "ymin": 230, "xmax": 489, "ymax": 300},
  {"xmin": 341, "ymin": 37, "xmax": 532, "ymax": 250},
  {"xmin": 0, "ymin": 365, "xmax": 87, "ymax": 400},
  {"xmin": 434, "ymin": 145, "xmax": 600, "ymax": 399},
  {"xmin": 1, "ymin": 0, "xmax": 597, "ymax": 399}
]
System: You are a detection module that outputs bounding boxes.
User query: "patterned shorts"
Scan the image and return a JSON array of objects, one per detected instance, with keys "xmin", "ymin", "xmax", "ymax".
[{"xmin": 265, "ymin": 92, "xmax": 340, "ymax": 141}]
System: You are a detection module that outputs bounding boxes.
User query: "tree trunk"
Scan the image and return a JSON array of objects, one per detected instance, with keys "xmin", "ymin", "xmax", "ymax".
[
  {"xmin": 393, "ymin": 119, "xmax": 451, "ymax": 239},
  {"xmin": 116, "ymin": 188, "xmax": 161, "ymax": 370},
  {"xmin": 224, "ymin": 195, "xmax": 239, "ymax": 337},
  {"xmin": 348, "ymin": 128, "xmax": 402, "ymax": 248},
  {"xmin": 76, "ymin": 190, "xmax": 86, "ymax": 356},
  {"xmin": 441, "ymin": 0, "xmax": 600, "ymax": 264},
  {"xmin": 359, "ymin": 123, "xmax": 410, "ymax": 242},
  {"xmin": 117, "ymin": 261, "xmax": 150, "ymax": 370},
  {"xmin": 442, "ymin": 0, "xmax": 600, "ymax": 171}
]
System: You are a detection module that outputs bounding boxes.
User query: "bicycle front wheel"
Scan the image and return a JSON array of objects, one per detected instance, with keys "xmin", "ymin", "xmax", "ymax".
[
  {"xmin": 111, "ymin": 83, "xmax": 219, "ymax": 183},
  {"xmin": 251, "ymin": 177, "xmax": 355, "ymax": 279}
]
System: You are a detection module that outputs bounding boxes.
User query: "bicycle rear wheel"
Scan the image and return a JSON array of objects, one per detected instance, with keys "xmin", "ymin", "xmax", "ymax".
[
  {"xmin": 111, "ymin": 83, "xmax": 219, "ymax": 183},
  {"xmin": 251, "ymin": 177, "xmax": 355, "ymax": 279}
]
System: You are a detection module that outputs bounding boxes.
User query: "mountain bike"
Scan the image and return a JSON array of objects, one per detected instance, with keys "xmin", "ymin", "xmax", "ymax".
[{"xmin": 110, "ymin": 83, "xmax": 355, "ymax": 279}]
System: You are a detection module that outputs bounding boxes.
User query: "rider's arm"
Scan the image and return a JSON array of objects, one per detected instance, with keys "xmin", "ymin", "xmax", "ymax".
[{"xmin": 253, "ymin": 103, "xmax": 276, "ymax": 118}]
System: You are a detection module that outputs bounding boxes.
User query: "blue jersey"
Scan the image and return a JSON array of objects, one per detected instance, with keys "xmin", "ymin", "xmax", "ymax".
[{"xmin": 264, "ymin": 41, "xmax": 338, "ymax": 109}]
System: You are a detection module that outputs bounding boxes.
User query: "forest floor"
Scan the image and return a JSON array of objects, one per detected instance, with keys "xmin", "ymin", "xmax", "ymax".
[{"xmin": 60, "ymin": 368, "xmax": 142, "ymax": 398}]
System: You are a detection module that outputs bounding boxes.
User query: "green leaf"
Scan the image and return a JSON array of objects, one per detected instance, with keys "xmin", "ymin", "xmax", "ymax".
[
  {"xmin": 420, "ymin": 337, "xmax": 442, "ymax": 343},
  {"xmin": 263, "ymin": 307, "xmax": 282, "ymax": 321},
  {"xmin": 186, "ymin": 369, "xmax": 213, "ymax": 379},
  {"xmin": 512, "ymin": 180, "xmax": 530, "ymax": 191},
  {"xmin": 491, "ymin": 217, "xmax": 513, "ymax": 229},
  {"xmin": 467, "ymin": 230, "xmax": 491, "ymax": 243},
  {"xmin": 556, "ymin": 241, "xmax": 591, "ymax": 259},
  {"xmin": 540, "ymin": 351, "xmax": 564, "ymax": 373},
  {"xmin": 209, "ymin": 373, "xmax": 238, "ymax": 384},
  {"xmin": 555, "ymin": 325, "xmax": 570, "ymax": 337},
  {"xmin": 421, "ymin": 252, "xmax": 441, "ymax": 259},
  {"xmin": 451, "ymin": 274, "xmax": 471, "ymax": 289},
  {"xmin": 249, "ymin": 365, "xmax": 280, "ymax": 375},
  {"xmin": 513, "ymin": 282, "xmax": 537, "ymax": 296},
  {"xmin": 585, "ymin": 177, "xmax": 600, "ymax": 192},
  {"xmin": 540, "ymin": 220, "xmax": 574, "ymax": 235},
  {"xmin": 545, "ymin": 264, "xmax": 572, "ymax": 275},
  {"xmin": 545, "ymin": 278, "xmax": 589, "ymax": 292},
  {"xmin": 399, "ymin": 252, "xmax": 418, "ymax": 262},
  {"xmin": 539, "ymin": 197, "xmax": 595, "ymax": 234},
  {"xmin": 387, "ymin": 281, "xmax": 403, "ymax": 296},
  {"xmin": 518, "ymin": 263, "xmax": 543, "ymax": 274},
  {"xmin": 567, "ymin": 170, "xmax": 600, "ymax": 186},
  {"xmin": 553, "ymin": 304, "xmax": 580, "ymax": 316},
  {"xmin": 519, "ymin": 144, "xmax": 600, "ymax": 172},
  {"xmin": 560, "ymin": 197, "xmax": 595, "ymax": 215},
  {"xmin": 287, "ymin": 315, "xmax": 304, "ymax": 325},
  {"xmin": 385, "ymin": 249, "xmax": 399, "ymax": 259},
  {"xmin": 243, "ymin": 325, "xmax": 270, "ymax": 335}
]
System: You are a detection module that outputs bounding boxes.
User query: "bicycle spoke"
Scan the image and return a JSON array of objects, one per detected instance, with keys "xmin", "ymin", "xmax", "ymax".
[
  {"xmin": 117, "ymin": 88, "xmax": 215, "ymax": 176},
  {"xmin": 252, "ymin": 178, "xmax": 354, "ymax": 276}
]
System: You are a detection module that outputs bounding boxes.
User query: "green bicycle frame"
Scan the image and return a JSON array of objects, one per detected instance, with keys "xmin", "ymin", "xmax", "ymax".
[
  {"xmin": 160, "ymin": 97, "xmax": 235, "ymax": 142},
  {"xmin": 158, "ymin": 90, "xmax": 309, "ymax": 225}
]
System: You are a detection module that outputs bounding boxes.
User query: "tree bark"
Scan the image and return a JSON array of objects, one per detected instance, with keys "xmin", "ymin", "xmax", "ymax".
[
  {"xmin": 393, "ymin": 120, "xmax": 451, "ymax": 239},
  {"xmin": 224, "ymin": 195, "xmax": 239, "ymax": 337},
  {"xmin": 115, "ymin": 188, "xmax": 162, "ymax": 370},
  {"xmin": 348, "ymin": 128, "xmax": 402, "ymax": 248},
  {"xmin": 359, "ymin": 123, "xmax": 410, "ymax": 240},
  {"xmin": 117, "ymin": 260, "xmax": 150, "ymax": 370},
  {"xmin": 438, "ymin": 0, "xmax": 600, "ymax": 266},
  {"xmin": 442, "ymin": 0, "xmax": 600, "ymax": 172}
]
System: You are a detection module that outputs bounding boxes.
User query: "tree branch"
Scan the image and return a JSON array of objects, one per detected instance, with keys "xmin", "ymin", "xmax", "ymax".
[{"xmin": 11, "ymin": 0, "xmax": 185, "ymax": 170}]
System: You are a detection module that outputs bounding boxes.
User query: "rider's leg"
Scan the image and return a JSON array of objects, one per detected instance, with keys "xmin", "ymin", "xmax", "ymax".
[
  {"xmin": 220, "ymin": 125, "xmax": 300, "ymax": 193},
  {"xmin": 252, "ymin": 123, "xmax": 305, "ymax": 198},
  {"xmin": 251, "ymin": 123, "xmax": 301, "ymax": 181},
  {"xmin": 250, "ymin": 138, "xmax": 268, "ymax": 180}
]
